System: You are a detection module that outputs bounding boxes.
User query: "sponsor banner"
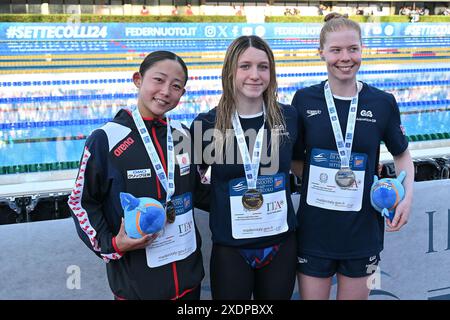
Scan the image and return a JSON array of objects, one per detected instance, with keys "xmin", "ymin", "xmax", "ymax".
[
  {"xmin": 2, "ymin": 22, "xmax": 448, "ymax": 41},
  {"xmin": 0, "ymin": 23, "xmax": 319, "ymax": 40},
  {"xmin": 363, "ymin": 22, "xmax": 450, "ymax": 38},
  {"xmin": 374, "ymin": 180, "xmax": 450, "ymax": 300}
]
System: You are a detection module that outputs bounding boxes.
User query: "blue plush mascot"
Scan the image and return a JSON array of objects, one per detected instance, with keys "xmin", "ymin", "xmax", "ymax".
[
  {"xmin": 120, "ymin": 192, "xmax": 166, "ymax": 239},
  {"xmin": 370, "ymin": 171, "xmax": 406, "ymax": 222}
]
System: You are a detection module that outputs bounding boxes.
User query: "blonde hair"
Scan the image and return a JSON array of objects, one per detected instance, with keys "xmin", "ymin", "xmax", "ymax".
[
  {"xmin": 214, "ymin": 35, "xmax": 285, "ymax": 158},
  {"xmin": 319, "ymin": 13, "xmax": 362, "ymax": 49}
]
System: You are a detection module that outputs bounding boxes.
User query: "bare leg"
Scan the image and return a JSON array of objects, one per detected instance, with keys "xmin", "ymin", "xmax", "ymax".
[
  {"xmin": 297, "ymin": 273, "xmax": 332, "ymax": 300},
  {"xmin": 336, "ymin": 273, "xmax": 370, "ymax": 300}
]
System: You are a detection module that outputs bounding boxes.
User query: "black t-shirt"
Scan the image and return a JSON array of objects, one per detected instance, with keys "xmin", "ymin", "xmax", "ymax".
[
  {"xmin": 190, "ymin": 104, "xmax": 298, "ymax": 248},
  {"xmin": 292, "ymin": 81, "xmax": 408, "ymax": 259}
]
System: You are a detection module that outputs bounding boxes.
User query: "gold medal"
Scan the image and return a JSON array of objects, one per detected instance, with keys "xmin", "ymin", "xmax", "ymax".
[{"xmin": 242, "ymin": 189, "xmax": 263, "ymax": 211}]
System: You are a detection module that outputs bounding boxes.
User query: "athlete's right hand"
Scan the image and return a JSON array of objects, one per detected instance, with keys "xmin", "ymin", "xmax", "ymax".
[{"xmin": 114, "ymin": 218, "xmax": 157, "ymax": 252}]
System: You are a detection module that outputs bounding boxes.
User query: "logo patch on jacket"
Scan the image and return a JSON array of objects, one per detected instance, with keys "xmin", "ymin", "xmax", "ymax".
[
  {"xmin": 114, "ymin": 137, "xmax": 135, "ymax": 157},
  {"xmin": 127, "ymin": 168, "xmax": 151, "ymax": 179},
  {"xmin": 306, "ymin": 109, "xmax": 322, "ymax": 117},
  {"xmin": 176, "ymin": 153, "xmax": 190, "ymax": 176}
]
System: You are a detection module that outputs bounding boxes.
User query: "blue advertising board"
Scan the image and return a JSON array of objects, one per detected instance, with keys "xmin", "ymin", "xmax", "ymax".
[{"xmin": 1, "ymin": 22, "xmax": 450, "ymax": 41}]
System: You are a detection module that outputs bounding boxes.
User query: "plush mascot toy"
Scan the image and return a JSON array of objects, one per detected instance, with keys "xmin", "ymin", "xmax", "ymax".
[
  {"xmin": 370, "ymin": 171, "xmax": 406, "ymax": 222},
  {"xmin": 120, "ymin": 192, "xmax": 166, "ymax": 239}
]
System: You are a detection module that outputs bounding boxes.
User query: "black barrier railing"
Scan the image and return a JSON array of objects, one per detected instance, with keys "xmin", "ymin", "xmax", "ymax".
[
  {"xmin": 290, "ymin": 174, "xmax": 302, "ymax": 195},
  {"xmin": 381, "ymin": 157, "xmax": 450, "ymax": 181},
  {"xmin": 433, "ymin": 157, "xmax": 450, "ymax": 179},
  {"xmin": 0, "ymin": 194, "xmax": 71, "ymax": 224}
]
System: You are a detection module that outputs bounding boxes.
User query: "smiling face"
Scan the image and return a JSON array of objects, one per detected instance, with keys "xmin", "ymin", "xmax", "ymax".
[
  {"xmin": 133, "ymin": 59, "xmax": 186, "ymax": 118},
  {"xmin": 234, "ymin": 46, "xmax": 270, "ymax": 105},
  {"xmin": 319, "ymin": 28, "xmax": 362, "ymax": 85}
]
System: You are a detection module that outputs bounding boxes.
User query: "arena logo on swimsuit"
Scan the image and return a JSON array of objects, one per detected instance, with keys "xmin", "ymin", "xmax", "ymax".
[{"xmin": 114, "ymin": 137, "xmax": 135, "ymax": 157}]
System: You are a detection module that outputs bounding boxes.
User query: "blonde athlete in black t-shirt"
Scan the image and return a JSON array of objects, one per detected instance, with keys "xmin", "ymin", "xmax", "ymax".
[{"xmin": 291, "ymin": 13, "xmax": 414, "ymax": 300}]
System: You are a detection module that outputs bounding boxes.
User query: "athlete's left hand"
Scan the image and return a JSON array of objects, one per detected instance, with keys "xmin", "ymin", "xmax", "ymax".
[{"xmin": 386, "ymin": 198, "xmax": 412, "ymax": 232}]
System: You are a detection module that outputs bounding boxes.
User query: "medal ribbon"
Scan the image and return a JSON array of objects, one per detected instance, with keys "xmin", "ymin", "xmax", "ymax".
[
  {"xmin": 324, "ymin": 81, "xmax": 359, "ymax": 169},
  {"xmin": 232, "ymin": 105, "xmax": 266, "ymax": 190},
  {"xmin": 132, "ymin": 108, "xmax": 175, "ymax": 204}
]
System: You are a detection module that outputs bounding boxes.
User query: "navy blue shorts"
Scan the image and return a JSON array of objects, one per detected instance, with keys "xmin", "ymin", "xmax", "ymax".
[{"xmin": 296, "ymin": 253, "xmax": 381, "ymax": 278}]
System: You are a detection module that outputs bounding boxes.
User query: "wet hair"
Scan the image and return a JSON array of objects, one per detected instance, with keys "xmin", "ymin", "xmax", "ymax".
[
  {"xmin": 215, "ymin": 35, "xmax": 284, "ymax": 133},
  {"xmin": 319, "ymin": 12, "xmax": 362, "ymax": 49},
  {"xmin": 213, "ymin": 35, "xmax": 286, "ymax": 159},
  {"xmin": 139, "ymin": 50, "xmax": 188, "ymax": 85}
]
